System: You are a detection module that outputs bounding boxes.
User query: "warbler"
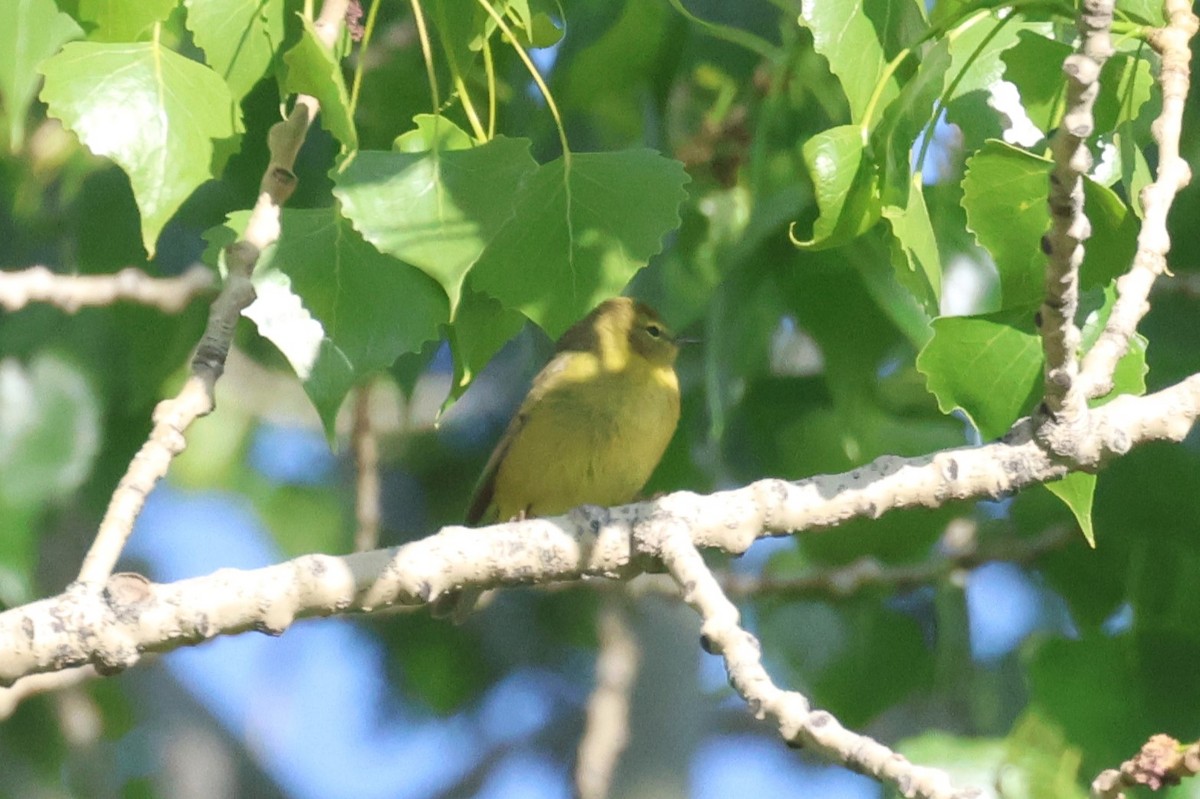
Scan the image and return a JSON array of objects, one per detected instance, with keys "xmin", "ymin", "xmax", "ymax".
[{"xmin": 440, "ymin": 297, "xmax": 683, "ymax": 619}]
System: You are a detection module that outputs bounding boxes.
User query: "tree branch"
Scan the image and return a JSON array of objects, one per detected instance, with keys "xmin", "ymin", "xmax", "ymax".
[
  {"xmin": 72, "ymin": 0, "xmax": 350, "ymax": 586},
  {"xmin": 1037, "ymin": 0, "xmax": 1114, "ymax": 439},
  {"xmin": 1092, "ymin": 734, "xmax": 1200, "ymax": 798},
  {"xmin": 575, "ymin": 599, "xmax": 640, "ymax": 799},
  {"xmin": 1078, "ymin": 0, "xmax": 1199, "ymax": 398},
  {"xmin": 657, "ymin": 530, "xmax": 978, "ymax": 798},
  {"xmin": 0, "ymin": 265, "xmax": 215, "ymax": 313},
  {"xmin": 2, "ymin": 373, "xmax": 1198, "ymax": 681},
  {"xmin": 352, "ymin": 382, "xmax": 382, "ymax": 552},
  {"xmin": 719, "ymin": 523, "xmax": 1071, "ymax": 601}
]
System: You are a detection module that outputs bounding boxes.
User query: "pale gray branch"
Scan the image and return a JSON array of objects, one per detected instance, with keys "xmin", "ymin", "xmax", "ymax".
[
  {"xmin": 0, "ymin": 265, "xmax": 215, "ymax": 313},
  {"xmin": 2, "ymin": 372, "xmax": 1198, "ymax": 685},
  {"xmin": 1078, "ymin": 1, "xmax": 1199, "ymax": 398},
  {"xmin": 1038, "ymin": 0, "xmax": 1114, "ymax": 438},
  {"xmin": 72, "ymin": 0, "xmax": 350, "ymax": 586},
  {"xmin": 575, "ymin": 600, "xmax": 640, "ymax": 799}
]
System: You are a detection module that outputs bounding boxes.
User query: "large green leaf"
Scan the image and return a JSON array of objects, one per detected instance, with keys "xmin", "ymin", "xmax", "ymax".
[
  {"xmin": 882, "ymin": 173, "xmax": 941, "ymax": 314},
  {"xmin": 334, "ymin": 125, "xmax": 537, "ymax": 314},
  {"xmin": 283, "ymin": 13, "xmax": 355, "ymax": 151},
  {"xmin": 961, "ymin": 141, "xmax": 1138, "ymax": 308},
  {"xmin": 185, "ymin": 0, "xmax": 288, "ymax": 102},
  {"xmin": 0, "ymin": 0, "xmax": 82, "ymax": 151},
  {"xmin": 207, "ymin": 208, "xmax": 448, "ymax": 433},
  {"xmin": 1000, "ymin": 32, "xmax": 1072, "ymax": 135},
  {"xmin": 40, "ymin": 41, "xmax": 240, "ymax": 256},
  {"xmin": 449, "ymin": 286, "xmax": 527, "ymax": 396},
  {"xmin": 75, "ymin": 0, "xmax": 176, "ymax": 42},
  {"xmin": 798, "ymin": 0, "xmax": 924, "ymax": 123},
  {"xmin": 916, "ymin": 308, "xmax": 1042, "ymax": 440},
  {"xmin": 469, "ymin": 149, "xmax": 690, "ymax": 338},
  {"xmin": 791, "ymin": 126, "xmax": 882, "ymax": 251},
  {"xmin": 943, "ymin": 16, "xmax": 1043, "ymax": 152}
]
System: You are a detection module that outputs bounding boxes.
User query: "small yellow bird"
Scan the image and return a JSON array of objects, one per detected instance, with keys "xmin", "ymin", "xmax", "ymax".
[
  {"xmin": 466, "ymin": 296, "xmax": 683, "ymax": 525},
  {"xmin": 440, "ymin": 298, "xmax": 682, "ymax": 620}
]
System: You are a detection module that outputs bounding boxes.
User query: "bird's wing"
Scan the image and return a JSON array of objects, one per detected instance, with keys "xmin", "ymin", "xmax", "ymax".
[{"xmin": 464, "ymin": 353, "xmax": 575, "ymax": 524}]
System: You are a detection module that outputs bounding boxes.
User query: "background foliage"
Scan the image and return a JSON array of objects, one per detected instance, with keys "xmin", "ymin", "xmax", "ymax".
[{"xmin": 1, "ymin": 0, "xmax": 1198, "ymax": 796}]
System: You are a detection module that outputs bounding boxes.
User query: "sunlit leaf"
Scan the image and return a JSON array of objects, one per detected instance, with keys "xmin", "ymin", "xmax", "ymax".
[
  {"xmin": 916, "ymin": 308, "xmax": 1042, "ymax": 440},
  {"xmin": 75, "ymin": 0, "xmax": 175, "ymax": 42},
  {"xmin": 40, "ymin": 41, "xmax": 241, "ymax": 256},
  {"xmin": 185, "ymin": 0, "xmax": 288, "ymax": 102},
  {"xmin": 470, "ymin": 149, "xmax": 690, "ymax": 338},
  {"xmin": 791, "ymin": 126, "xmax": 881, "ymax": 251},
  {"xmin": 0, "ymin": 0, "xmax": 82, "ymax": 151},
  {"xmin": 961, "ymin": 141, "xmax": 1138, "ymax": 308},
  {"xmin": 334, "ymin": 129, "xmax": 537, "ymax": 314},
  {"xmin": 206, "ymin": 208, "xmax": 448, "ymax": 433},
  {"xmin": 283, "ymin": 14, "xmax": 356, "ymax": 151}
]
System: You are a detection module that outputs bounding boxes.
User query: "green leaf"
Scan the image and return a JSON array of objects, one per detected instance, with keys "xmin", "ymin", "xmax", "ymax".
[
  {"xmin": 207, "ymin": 208, "xmax": 448, "ymax": 434},
  {"xmin": 449, "ymin": 287, "xmax": 527, "ymax": 395},
  {"xmin": 1093, "ymin": 53, "xmax": 1154, "ymax": 135},
  {"xmin": 283, "ymin": 13, "xmax": 356, "ymax": 151},
  {"xmin": 799, "ymin": 0, "xmax": 923, "ymax": 123},
  {"xmin": 392, "ymin": 113, "xmax": 475, "ymax": 152},
  {"xmin": 470, "ymin": 149, "xmax": 691, "ymax": 338},
  {"xmin": 1001, "ymin": 32, "xmax": 1070, "ymax": 135},
  {"xmin": 961, "ymin": 141, "xmax": 1138, "ymax": 308},
  {"xmin": 185, "ymin": 0, "xmax": 288, "ymax": 102},
  {"xmin": 882, "ymin": 173, "xmax": 941, "ymax": 314},
  {"xmin": 334, "ymin": 132, "xmax": 537, "ymax": 314},
  {"xmin": 1115, "ymin": 0, "xmax": 1165, "ymax": 26},
  {"xmin": 790, "ymin": 126, "xmax": 882, "ymax": 251},
  {"xmin": 75, "ymin": 0, "xmax": 176, "ymax": 41},
  {"xmin": 1043, "ymin": 472, "xmax": 1096, "ymax": 546},
  {"xmin": 40, "ymin": 41, "xmax": 241, "ymax": 257},
  {"xmin": 0, "ymin": 353, "xmax": 101, "ymax": 509},
  {"xmin": 1081, "ymin": 283, "xmax": 1148, "ymax": 405},
  {"xmin": 898, "ymin": 714, "xmax": 1090, "ymax": 799},
  {"xmin": 874, "ymin": 33, "xmax": 949, "ymax": 196},
  {"xmin": 916, "ymin": 308, "xmax": 1042, "ymax": 440},
  {"xmin": 1003, "ymin": 36, "xmax": 1153, "ymax": 139},
  {"xmin": 0, "ymin": 0, "xmax": 83, "ymax": 151},
  {"xmin": 944, "ymin": 17, "xmax": 1045, "ymax": 152}
]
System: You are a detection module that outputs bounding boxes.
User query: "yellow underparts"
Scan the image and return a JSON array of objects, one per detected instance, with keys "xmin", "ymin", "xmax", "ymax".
[{"xmin": 489, "ymin": 352, "xmax": 681, "ymax": 521}]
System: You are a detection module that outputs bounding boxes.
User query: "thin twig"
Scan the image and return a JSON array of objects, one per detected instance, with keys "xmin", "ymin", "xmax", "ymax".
[
  {"xmin": 352, "ymin": 382, "xmax": 381, "ymax": 552},
  {"xmin": 575, "ymin": 599, "xmax": 640, "ymax": 799},
  {"xmin": 73, "ymin": 0, "xmax": 351, "ymax": 586},
  {"xmin": 0, "ymin": 265, "xmax": 215, "ymax": 313},
  {"xmin": 0, "ymin": 666, "xmax": 99, "ymax": 720},
  {"xmin": 654, "ymin": 530, "xmax": 979, "ymax": 799},
  {"xmin": 1037, "ymin": 0, "xmax": 1114, "ymax": 440},
  {"xmin": 720, "ymin": 524, "xmax": 1072, "ymax": 601},
  {"xmin": 1078, "ymin": 1, "xmax": 1199, "ymax": 398}
]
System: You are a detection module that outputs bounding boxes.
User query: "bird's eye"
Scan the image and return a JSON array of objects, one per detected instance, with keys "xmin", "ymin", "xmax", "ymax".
[{"xmin": 645, "ymin": 324, "xmax": 662, "ymax": 338}]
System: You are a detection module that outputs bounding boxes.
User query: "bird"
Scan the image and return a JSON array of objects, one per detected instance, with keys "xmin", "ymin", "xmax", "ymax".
[{"xmin": 441, "ymin": 297, "xmax": 684, "ymax": 619}]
